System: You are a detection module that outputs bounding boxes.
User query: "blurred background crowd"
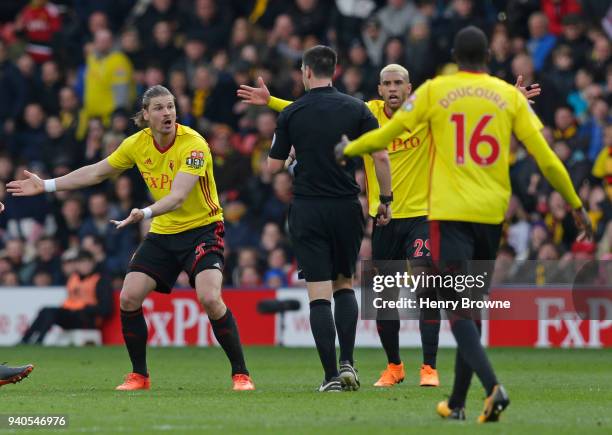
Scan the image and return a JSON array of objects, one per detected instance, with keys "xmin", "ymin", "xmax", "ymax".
[{"xmin": 0, "ymin": 0, "xmax": 610, "ymax": 289}]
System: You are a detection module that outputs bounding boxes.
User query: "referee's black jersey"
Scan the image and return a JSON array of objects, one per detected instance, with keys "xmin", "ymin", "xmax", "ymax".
[{"xmin": 269, "ymin": 86, "xmax": 378, "ymax": 199}]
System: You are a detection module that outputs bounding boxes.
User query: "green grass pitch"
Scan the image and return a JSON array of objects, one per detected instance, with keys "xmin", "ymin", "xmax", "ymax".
[{"xmin": 1, "ymin": 346, "xmax": 611, "ymax": 434}]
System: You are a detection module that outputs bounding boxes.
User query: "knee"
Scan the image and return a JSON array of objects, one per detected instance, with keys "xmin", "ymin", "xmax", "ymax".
[
  {"xmin": 198, "ymin": 290, "xmax": 225, "ymax": 317},
  {"xmin": 120, "ymin": 289, "xmax": 142, "ymax": 311}
]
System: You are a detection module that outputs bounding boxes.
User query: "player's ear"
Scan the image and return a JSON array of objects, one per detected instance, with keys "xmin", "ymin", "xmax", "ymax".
[
  {"xmin": 485, "ymin": 48, "xmax": 492, "ymax": 63},
  {"xmin": 407, "ymin": 83, "xmax": 412, "ymax": 95},
  {"xmin": 377, "ymin": 83, "xmax": 383, "ymax": 98},
  {"xmin": 142, "ymin": 109, "xmax": 149, "ymax": 121}
]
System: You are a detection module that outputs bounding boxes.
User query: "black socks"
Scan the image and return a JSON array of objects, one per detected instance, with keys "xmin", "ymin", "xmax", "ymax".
[
  {"xmin": 419, "ymin": 307, "xmax": 441, "ymax": 368},
  {"xmin": 121, "ymin": 308, "xmax": 148, "ymax": 376},
  {"xmin": 210, "ymin": 308, "xmax": 249, "ymax": 376},
  {"xmin": 333, "ymin": 288, "xmax": 358, "ymax": 365},
  {"xmin": 309, "ymin": 299, "xmax": 338, "ymax": 381}
]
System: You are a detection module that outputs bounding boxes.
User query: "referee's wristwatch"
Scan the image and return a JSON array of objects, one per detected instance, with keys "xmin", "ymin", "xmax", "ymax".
[{"xmin": 379, "ymin": 193, "xmax": 393, "ymax": 205}]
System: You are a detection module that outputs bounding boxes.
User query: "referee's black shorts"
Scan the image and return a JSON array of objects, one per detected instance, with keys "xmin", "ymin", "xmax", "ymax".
[
  {"xmin": 128, "ymin": 221, "xmax": 225, "ymax": 293},
  {"xmin": 289, "ymin": 198, "xmax": 364, "ymax": 282}
]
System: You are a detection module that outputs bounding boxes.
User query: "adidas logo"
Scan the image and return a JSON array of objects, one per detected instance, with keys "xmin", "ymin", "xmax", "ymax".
[{"xmin": 144, "ymin": 158, "xmax": 153, "ymax": 165}]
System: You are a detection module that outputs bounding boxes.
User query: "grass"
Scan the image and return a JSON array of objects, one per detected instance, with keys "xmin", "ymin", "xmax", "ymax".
[{"xmin": 1, "ymin": 346, "xmax": 611, "ymax": 434}]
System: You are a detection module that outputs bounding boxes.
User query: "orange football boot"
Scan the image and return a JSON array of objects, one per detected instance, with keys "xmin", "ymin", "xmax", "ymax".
[
  {"xmin": 0, "ymin": 364, "xmax": 34, "ymax": 387},
  {"xmin": 373, "ymin": 362, "xmax": 405, "ymax": 387},
  {"xmin": 115, "ymin": 373, "xmax": 150, "ymax": 391},
  {"xmin": 420, "ymin": 364, "xmax": 440, "ymax": 387},
  {"xmin": 232, "ymin": 374, "xmax": 255, "ymax": 391}
]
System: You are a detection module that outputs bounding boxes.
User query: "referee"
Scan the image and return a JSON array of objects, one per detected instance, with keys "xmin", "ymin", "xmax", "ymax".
[{"xmin": 268, "ymin": 45, "xmax": 392, "ymax": 392}]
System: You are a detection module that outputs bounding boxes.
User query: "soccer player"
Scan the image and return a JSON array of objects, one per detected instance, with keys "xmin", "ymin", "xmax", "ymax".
[
  {"xmin": 261, "ymin": 45, "xmax": 392, "ymax": 392},
  {"xmin": 338, "ymin": 26, "xmax": 592, "ymax": 422},
  {"xmin": 0, "ymin": 363, "xmax": 34, "ymax": 387},
  {"xmin": 7, "ymin": 85, "xmax": 255, "ymax": 391},
  {"xmin": 238, "ymin": 65, "xmax": 443, "ymax": 388}
]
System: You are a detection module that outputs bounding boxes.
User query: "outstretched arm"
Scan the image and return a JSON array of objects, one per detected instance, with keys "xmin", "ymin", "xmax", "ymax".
[
  {"xmin": 111, "ymin": 172, "xmax": 199, "ymax": 229},
  {"xmin": 237, "ymin": 76, "xmax": 292, "ymax": 111},
  {"xmin": 6, "ymin": 159, "xmax": 122, "ymax": 196}
]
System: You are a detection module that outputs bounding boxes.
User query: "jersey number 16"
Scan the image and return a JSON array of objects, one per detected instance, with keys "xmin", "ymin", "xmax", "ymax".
[{"xmin": 450, "ymin": 113, "xmax": 500, "ymax": 166}]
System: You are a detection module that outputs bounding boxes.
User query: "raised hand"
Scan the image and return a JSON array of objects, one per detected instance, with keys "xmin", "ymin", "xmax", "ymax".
[
  {"xmin": 571, "ymin": 207, "xmax": 593, "ymax": 242},
  {"xmin": 6, "ymin": 170, "xmax": 45, "ymax": 196},
  {"xmin": 515, "ymin": 75, "xmax": 541, "ymax": 104},
  {"xmin": 334, "ymin": 134, "xmax": 350, "ymax": 165},
  {"xmin": 237, "ymin": 76, "xmax": 271, "ymax": 106},
  {"xmin": 110, "ymin": 208, "xmax": 145, "ymax": 230}
]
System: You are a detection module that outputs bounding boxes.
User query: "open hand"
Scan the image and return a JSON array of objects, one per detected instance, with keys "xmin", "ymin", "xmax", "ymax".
[
  {"xmin": 334, "ymin": 135, "xmax": 350, "ymax": 165},
  {"xmin": 6, "ymin": 170, "xmax": 45, "ymax": 196},
  {"xmin": 237, "ymin": 76, "xmax": 271, "ymax": 106},
  {"xmin": 571, "ymin": 207, "xmax": 593, "ymax": 242},
  {"xmin": 110, "ymin": 208, "xmax": 145, "ymax": 230},
  {"xmin": 515, "ymin": 75, "xmax": 541, "ymax": 104}
]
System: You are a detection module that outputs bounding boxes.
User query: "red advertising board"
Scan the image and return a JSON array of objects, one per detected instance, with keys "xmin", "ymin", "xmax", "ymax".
[
  {"xmin": 488, "ymin": 288, "xmax": 612, "ymax": 347},
  {"xmin": 101, "ymin": 289, "xmax": 276, "ymax": 346}
]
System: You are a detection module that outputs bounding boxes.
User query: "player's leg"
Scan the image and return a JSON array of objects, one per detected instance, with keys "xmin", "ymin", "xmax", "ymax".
[
  {"xmin": 194, "ymin": 269, "xmax": 254, "ymax": 390},
  {"xmin": 115, "ymin": 271, "xmax": 156, "ymax": 390},
  {"xmin": 186, "ymin": 222, "xmax": 253, "ymax": 390},
  {"xmin": 473, "ymin": 223, "xmax": 510, "ymax": 422},
  {"xmin": 20, "ymin": 307, "xmax": 61, "ymax": 344},
  {"xmin": 371, "ymin": 220, "xmax": 405, "ymax": 387},
  {"xmin": 117, "ymin": 235, "xmax": 179, "ymax": 391},
  {"xmin": 0, "ymin": 363, "xmax": 34, "ymax": 387},
  {"xmin": 406, "ymin": 216, "xmax": 441, "ymax": 387},
  {"xmin": 290, "ymin": 200, "xmax": 341, "ymax": 392}
]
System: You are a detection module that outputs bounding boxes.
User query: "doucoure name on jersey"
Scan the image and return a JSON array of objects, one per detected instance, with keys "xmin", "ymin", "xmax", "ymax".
[{"xmin": 439, "ymin": 86, "xmax": 508, "ymax": 109}]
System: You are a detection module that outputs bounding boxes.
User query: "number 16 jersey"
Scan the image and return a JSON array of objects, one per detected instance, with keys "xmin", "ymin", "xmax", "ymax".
[{"xmin": 395, "ymin": 71, "xmax": 543, "ymax": 224}]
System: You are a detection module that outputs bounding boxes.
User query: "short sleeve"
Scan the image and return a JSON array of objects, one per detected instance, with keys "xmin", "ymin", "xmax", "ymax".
[
  {"xmin": 269, "ymin": 110, "xmax": 291, "ymax": 160},
  {"xmin": 178, "ymin": 137, "xmax": 208, "ymax": 176},
  {"xmin": 359, "ymin": 103, "xmax": 379, "ymax": 136},
  {"xmin": 513, "ymin": 90, "xmax": 544, "ymax": 142},
  {"xmin": 107, "ymin": 138, "xmax": 135, "ymax": 170}
]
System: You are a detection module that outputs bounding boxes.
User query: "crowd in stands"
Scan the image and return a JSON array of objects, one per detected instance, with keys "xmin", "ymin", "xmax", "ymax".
[{"xmin": 0, "ymin": 0, "xmax": 610, "ymax": 289}]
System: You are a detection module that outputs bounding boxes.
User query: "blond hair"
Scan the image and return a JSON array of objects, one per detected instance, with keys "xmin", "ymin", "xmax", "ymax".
[
  {"xmin": 131, "ymin": 85, "xmax": 174, "ymax": 128},
  {"xmin": 379, "ymin": 64, "xmax": 410, "ymax": 83}
]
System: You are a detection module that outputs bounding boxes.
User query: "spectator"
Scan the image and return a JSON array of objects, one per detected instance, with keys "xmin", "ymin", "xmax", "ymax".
[
  {"xmin": 361, "ymin": 17, "xmax": 387, "ymax": 68},
  {"xmin": 512, "ymin": 52, "xmax": 558, "ymax": 125},
  {"xmin": 54, "ymin": 195, "xmax": 83, "ymax": 250},
  {"xmin": 21, "ymin": 250, "xmax": 112, "ymax": 344},
  {"xmin": 135, "ymin": 0, "xmax": 177, "ymax": 38},
  {"xmin": 540, "ymin": 0, "xmax": 582, "ymax": 36},
  {"xmin": 289, "ymin": 0, "xmax": 330, "ymax": 40},
  {"xmin": 556, "ymin": 13, "xmax": 592, "ymax": 70},
  {"xmin": 78, "ymin": 192, "xmax": 136, "ymax": 274},
  {"xmin": 527, "ymin": 12, "xmax": 557, "ymax": 72},
  {"xmin": 547, "ymin": 45, "xmax": 576, "ymax": 102},
  {"xmin": 39, "ymin": 60, "xmax": 62, "ymax": 115},
  {"xmin": 581, "ymin": 98, "xmax": 611, "ymax": 161},
  {"xmin": 10, "ymin": 103, "xmax": 47, "ymax": 164},
  {"xmin": 261, "ymin": 172, "xmax": 292, "ymax": 228},
  {"xmin": 0, "ymin": 40, "xmax": 26, "ymax": 140},
  {"xmin": 145, "ymin": 21, "xmax": 181, "ymax": 76},
  {"xmin": 489, "ymin": 30, "xmax": 514, "ymax": 82},
  {"xmin": 14, "ymin": 0, "xmax": 62, "ymax": 63},
  {"xmin": 376, "ymin": 0, "xmax": 418, "ymax": 38},
  {"xmin": 83, "ymin": 29, "xmax": 135, "ymax": 126},
  {"xmin": 20, "ymin": 235, "xmax": 62, "ymax": 285}
]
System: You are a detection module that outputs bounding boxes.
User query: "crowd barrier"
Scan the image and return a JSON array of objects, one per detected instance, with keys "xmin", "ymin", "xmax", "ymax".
[{"xmin": 1, "ymin": 287, "xmax": 610, "ymax": 347}]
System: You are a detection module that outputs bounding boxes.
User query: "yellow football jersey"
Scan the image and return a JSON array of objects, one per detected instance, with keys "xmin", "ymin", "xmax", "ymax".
[
  {"xmin": 362, "ymin": 100, "xmax": 429, "ymax": 218},
  {"xmin": 394, "ymin": 71, "xmax": 544, "ymax": 224},
  {"xmin": 107, "ymin": 124, "xmax": 223, "ymax": 234}
]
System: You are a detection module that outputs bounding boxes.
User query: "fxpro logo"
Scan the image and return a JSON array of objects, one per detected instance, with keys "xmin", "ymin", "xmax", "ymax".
[
  {"xmin": 142, "ymin": 298, "xmax": 216, "ymax": 346},
  {"xmin": 535, "ymin": 297, "xmax": 612, "ymax": 348}
]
